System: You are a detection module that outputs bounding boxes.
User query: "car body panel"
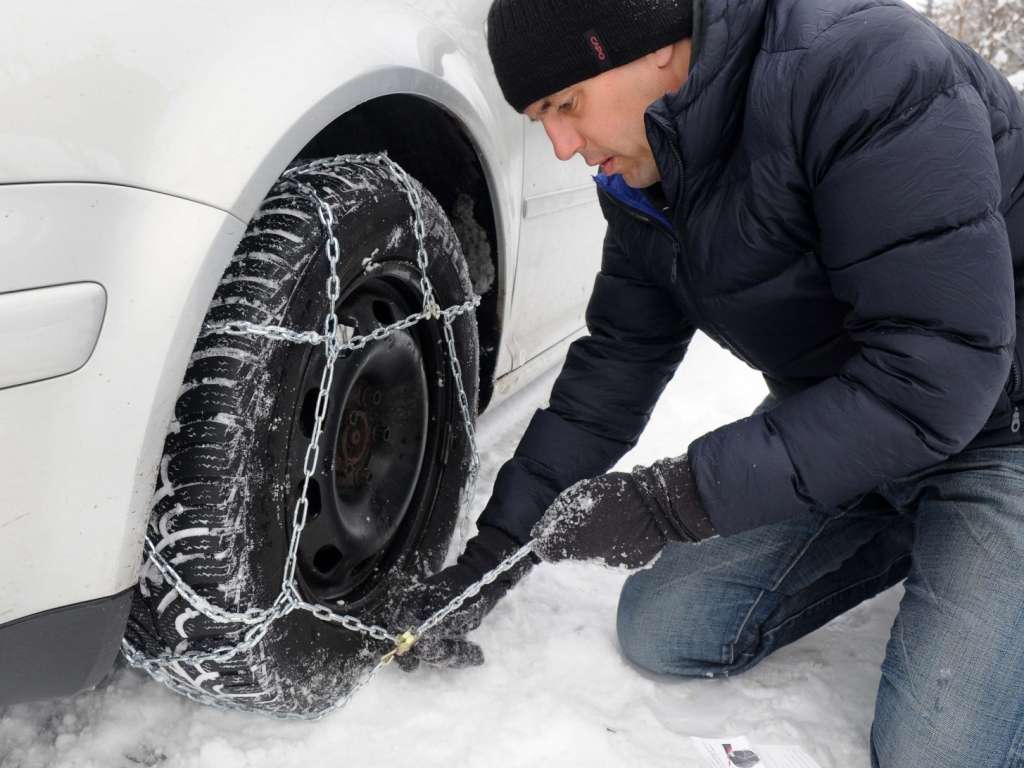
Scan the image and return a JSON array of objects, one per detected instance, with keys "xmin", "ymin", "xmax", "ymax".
[
  {"xmin": 0, "ymin": 3, "xmax": 513, "ymax": 218},
  {"xmin": 0, "ymin": 183, "xmax": 244, "ymax": 625},
  {"xmin": 0, "ymin": 2, "xmax": 524, "ymax": 374},
  {"xmin": 512, "ymin": 120, "xmax": 604, "ymax": 364},
  {"xmin": 0, "ymin": 1, "xmax": 604, "ymax": 371}
]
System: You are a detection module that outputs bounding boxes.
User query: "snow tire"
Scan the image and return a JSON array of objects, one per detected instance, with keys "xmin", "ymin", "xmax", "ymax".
[{"xmin": 125, "ymin": 156, "xmax": 479, "ymax": 715}]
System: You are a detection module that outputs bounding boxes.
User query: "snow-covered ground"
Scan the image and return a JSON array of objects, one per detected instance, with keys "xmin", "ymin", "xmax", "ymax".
[{"xmin": 0, "ymin": 333, "xmax": 903, "ymax": 768}]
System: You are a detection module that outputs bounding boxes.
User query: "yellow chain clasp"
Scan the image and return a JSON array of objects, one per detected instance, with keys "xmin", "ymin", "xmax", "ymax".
[{"xmin": 382, "ymin": 630, "xmax": 418, "ymax": 665}]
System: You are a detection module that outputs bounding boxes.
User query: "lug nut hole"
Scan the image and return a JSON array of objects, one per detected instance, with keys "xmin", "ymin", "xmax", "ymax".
[{"xmin": 313, "ymin": 545, "xmax": 343, "ymax": 574}]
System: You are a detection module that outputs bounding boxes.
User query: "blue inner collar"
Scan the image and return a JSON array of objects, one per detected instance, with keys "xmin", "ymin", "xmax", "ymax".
[{"xmin": 593, "ymin": 172, "xmax": 673, "ymax": 231}]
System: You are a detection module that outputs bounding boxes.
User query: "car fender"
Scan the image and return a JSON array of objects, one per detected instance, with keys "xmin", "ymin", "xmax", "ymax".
[{"xmin": 0, "ymin": 0, "xmax": 523, "ymax": 304}]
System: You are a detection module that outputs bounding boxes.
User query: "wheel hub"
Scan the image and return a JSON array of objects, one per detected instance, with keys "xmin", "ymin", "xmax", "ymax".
[{"xmin": 287, "ymin": 276, "xmax": 439, "ymax": 603}]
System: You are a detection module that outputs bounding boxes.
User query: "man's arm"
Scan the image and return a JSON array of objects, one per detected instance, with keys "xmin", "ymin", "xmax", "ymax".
[
  {"xmin": 478, "ymin": 217, "xmax": 695, "ymax": 543},
  {"xmin": 385, "ymin": 209, "xmax": 693, "ymax": 669},
  {"xmin": 689, "ymin": 6, "xmax": 1016, "ymax": 535}
]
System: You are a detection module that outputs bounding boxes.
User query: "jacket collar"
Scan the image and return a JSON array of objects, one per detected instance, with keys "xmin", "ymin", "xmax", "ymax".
[
  {"xmin": 593, "ymin": 173, "xmax": 674, "ymax": 232},
  {"xmin": 643, "ymin": 0, "xmax": 770, "ymax": 223}
]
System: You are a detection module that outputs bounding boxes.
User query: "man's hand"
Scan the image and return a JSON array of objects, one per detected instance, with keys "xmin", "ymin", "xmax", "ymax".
[
  {"xmin": 385, "ymin": 525, "xmax": 534, "ymax": 671},
  {"xmin": 529, "ymin": 454, "xmax": 716, "ymax": 570}
]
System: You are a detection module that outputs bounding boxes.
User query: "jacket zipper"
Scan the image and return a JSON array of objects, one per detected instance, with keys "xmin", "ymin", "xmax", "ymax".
[
  {"xmin": 596, "ymin": 184, "xmax": 685, "ymax": 288},
  {"xmin": 1006, "ymin": 352, "xmax": 1022, "ymax": 433},
  {"xmin": 1008, "ymin": 357, "xmax": 1021, "ymax": 395},
  {"xmin": 637, "ymin": 114, "xmax": 753, "ymax": 364},
  {"xmin": 647, "ymin": 113, "xmax": 688, "ymax": 237},
  {"xmin": 596, "ymin": 184, "xmax": 741, "ymax": 360}
]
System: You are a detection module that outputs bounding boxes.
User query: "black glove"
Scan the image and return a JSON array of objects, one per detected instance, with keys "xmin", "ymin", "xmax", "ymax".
[
  {"xmin": 386, "ymin": 524, "xmax": 536, "ymax": 671},
  {"xmin": 529, "ymin": 453, "xmax": 716, "ymax": 570}
]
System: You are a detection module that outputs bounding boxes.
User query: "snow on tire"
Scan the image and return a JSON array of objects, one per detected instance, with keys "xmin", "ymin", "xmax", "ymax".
[{"xmin": 125, "ymin": 156, "xmax": 479, "ymax": 715}]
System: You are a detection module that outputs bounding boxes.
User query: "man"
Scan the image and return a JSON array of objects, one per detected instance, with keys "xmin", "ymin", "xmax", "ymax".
[{"xmin": 389, "ymin": 0, "xmax": 1024, "ymax": 764}]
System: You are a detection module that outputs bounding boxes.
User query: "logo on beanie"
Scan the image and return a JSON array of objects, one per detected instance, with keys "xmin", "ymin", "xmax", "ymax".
[{"xmin": 584, "ymin": 29, "xmax": 613, "ymax": 70}]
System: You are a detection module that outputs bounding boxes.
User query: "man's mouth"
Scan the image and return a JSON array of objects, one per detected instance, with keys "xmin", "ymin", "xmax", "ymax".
[{"xmin": 599, "ymin": 156, "xmax": 615, "ymax": 174}]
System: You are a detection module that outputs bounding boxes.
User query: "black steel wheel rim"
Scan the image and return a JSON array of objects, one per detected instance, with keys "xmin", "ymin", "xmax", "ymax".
[{"xmin": 284, "ymin": 265, "xmax": 450, "ymax": 604}]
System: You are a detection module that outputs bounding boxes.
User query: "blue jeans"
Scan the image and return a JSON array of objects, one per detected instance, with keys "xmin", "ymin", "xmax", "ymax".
[{"xmin": 616, "ymin": 399, "xmax": 1024, "ymax": 767}]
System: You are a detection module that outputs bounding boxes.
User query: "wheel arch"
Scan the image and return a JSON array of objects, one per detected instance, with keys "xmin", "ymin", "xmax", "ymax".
[
  {"xmin": 291, "ymin": 93, "xmax": 507, "ymax": 411},
  {"xmin": 129, "ymin": 65, "xmax": 522, "ymax": 596}
]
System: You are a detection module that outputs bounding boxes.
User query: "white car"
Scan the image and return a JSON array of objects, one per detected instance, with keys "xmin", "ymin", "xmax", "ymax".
[{"xmin": 0, "ymin": 1, "xmax": 605, "ymax": 713}]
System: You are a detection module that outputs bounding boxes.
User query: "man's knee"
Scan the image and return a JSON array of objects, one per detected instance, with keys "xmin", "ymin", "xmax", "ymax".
[{"xmin": 615, "ymin": 566, "xmax": 759, "ymax": 679}]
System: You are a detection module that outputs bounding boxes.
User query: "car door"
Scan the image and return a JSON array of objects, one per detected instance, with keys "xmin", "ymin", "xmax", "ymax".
[{"xmin": 504, "ymin": 118, "xmax": 606, "ymax": 368}]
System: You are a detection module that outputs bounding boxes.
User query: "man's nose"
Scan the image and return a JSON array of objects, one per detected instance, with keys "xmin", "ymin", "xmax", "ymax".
[{"xmin": 543, "ymin": 120, "xmax": 585, "ymax": 162}]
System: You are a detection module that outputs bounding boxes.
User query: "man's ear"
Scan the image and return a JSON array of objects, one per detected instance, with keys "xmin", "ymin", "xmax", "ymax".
[{"xmin": 651, "ymin": 43, "xmax": 674, "ymax": 69}]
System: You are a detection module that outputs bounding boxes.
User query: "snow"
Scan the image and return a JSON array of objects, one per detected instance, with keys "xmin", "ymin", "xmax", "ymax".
[
  {"xmin": 1010, "ymin": 69, "xmax": 1024, "ymax": 92},
  {"xmin": 0, "ymin": 333, "xmax": 903, "ymax": 767},
  {"xmin": 450, "ymin": 192, "xmax": 496, "ymax": 297}
]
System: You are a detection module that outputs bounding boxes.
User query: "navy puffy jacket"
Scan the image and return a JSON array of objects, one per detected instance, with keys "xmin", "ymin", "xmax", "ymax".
[{"xmin": 479, "ymin": 0, "xmax": 1024, "ymax": 542}]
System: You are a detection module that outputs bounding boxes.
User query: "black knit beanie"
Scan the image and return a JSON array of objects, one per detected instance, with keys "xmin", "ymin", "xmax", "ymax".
[{"xmin": 487, "ymin": 0, "xmax": 694, "ymax": 113}]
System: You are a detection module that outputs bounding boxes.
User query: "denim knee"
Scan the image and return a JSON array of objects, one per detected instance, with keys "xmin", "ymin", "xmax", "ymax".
[{"xmin": 615, "ymin": 563, "xmax": 757, "ymax": 678}]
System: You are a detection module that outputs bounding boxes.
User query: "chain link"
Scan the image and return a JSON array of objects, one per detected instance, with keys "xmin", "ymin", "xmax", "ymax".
[
  {"xmin": 121, "ymin": 153, "xmax": 534, "ymax": 721},
  {"xmin": 410, "ymin": 544, "xmax": 534, "ymax": 639}
]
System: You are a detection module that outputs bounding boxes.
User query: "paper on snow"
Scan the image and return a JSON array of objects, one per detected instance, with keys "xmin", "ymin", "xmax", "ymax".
[{"xmin": 690, "ymin": 735, "xmax": 823, "ymax": 768}]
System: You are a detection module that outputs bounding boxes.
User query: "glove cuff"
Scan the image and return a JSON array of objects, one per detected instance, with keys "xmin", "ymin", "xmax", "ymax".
[
  {"xmin": 631, "ymin": 455, "xmax": 717, "ymax": 542},
  {"xmin": 459, "ymin": 524, "xmax": 539, "ymax": 579}
]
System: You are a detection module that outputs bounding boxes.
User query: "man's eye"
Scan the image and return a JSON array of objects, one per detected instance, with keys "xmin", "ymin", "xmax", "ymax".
[{"xmin": 559, "ymin": 100, "xmax": 574, "ymax": 113}]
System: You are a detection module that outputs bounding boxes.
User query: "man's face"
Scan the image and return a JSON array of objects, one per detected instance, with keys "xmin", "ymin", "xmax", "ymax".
[{"xmin": 523, "ymin": 41, "xmax": 691, "ymax": 189}]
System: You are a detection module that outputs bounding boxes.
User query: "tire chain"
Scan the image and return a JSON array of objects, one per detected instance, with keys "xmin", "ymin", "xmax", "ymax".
[{"xmin": 120, "ymin": 153, "xmax": 537, "ymax": 720}]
